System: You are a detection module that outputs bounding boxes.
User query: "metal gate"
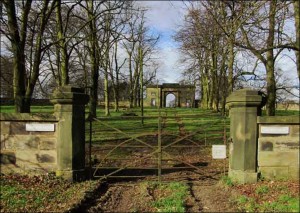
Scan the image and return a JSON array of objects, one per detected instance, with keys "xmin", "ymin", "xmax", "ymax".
[{"xmin": 85, "ymin": 109, "xmax": 228, "ymax": 182}]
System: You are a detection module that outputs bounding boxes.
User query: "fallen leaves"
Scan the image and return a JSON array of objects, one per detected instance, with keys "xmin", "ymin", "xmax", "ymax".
[{"xmin": 0, "ymin": 173, "xmax": 99, "ymax": 213}]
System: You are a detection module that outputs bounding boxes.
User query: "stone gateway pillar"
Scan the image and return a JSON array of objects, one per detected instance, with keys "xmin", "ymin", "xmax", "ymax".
[
  {"xmin": 51, "ymin": 86, "xmax": 89, "ymax": 181},
  {"xmin": 226, "ymin": 89, "xmax": 263, "ymax": 184}
]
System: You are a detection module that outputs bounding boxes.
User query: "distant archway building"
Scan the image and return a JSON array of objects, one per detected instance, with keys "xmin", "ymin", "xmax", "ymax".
[{"xmin": 145, "ymin": 83, "xmax": 195, "ymax": 108}]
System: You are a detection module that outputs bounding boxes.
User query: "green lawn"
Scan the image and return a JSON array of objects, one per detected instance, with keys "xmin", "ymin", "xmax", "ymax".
[
  {"xmin": 2, "ymin": 105, "xmax": 298, "ymax": 144},
  {"xmin": 1, "ymin": 104, "xmax": 298, "ymax": 116},
  {"xmin": 1, "ymin": 105, "xmax": 298, "ymax": 212},
  {"xmin": 0, "ymin": 105, "xmax": 54, "ymax": 113},
  {"xmin": 86, "ymin": 107, "xmax": 229, "ymax": 145},
  {"xmin": 0, "ymin": 174, "xmax": 100, "ymax": 212}
]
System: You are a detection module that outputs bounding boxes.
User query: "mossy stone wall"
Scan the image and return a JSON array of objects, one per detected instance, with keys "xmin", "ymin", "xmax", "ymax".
[
  {"xmin": 257, "ymin": 116, "xmax": 299, "ymax": 180},
  {"xmin": 0, "ymin": 86, "xmax": 89, "ymax": 182},
  {"xmin": 0, "ymin": 113, "xmax": 58, "ymax": 174}
]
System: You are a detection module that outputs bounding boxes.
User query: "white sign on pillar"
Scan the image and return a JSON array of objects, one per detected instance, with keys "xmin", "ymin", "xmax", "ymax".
[
  {"xmin": 261, "ymin": 126, "xmax": 289, "ymax": 134},
  {"xmin": 212, "ymin": 145, "xmax": 226, "ymax": 159},
  {"xmin": 26, "ymin": 123, "xmax": 55, "ymax": 132}
]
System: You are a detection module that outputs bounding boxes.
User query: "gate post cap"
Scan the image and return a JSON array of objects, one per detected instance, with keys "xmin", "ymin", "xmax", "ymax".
[
  {"xmin": 226, "ymin": 89, "xmax": 262, "ymax": 108},
  {"xmin": 50, "ymin": 86, "xmax": 89, "ymax": 105}
]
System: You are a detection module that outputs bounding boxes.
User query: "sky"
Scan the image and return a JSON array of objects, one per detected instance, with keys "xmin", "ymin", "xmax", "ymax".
[
  {"xmin": 138, "ymin": 1, "xmax": 299, "ymax": 93},
  {"xmin": 138, "ymin": 1, "xmax": 187, "ymax": 83},
  {"xmin": 1, "ymin": 1, "xmax": 298, "ymax": 94}
]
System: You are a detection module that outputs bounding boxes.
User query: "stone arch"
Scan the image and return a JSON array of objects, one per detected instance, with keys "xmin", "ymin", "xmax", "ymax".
[
  {"xmin": 165, "ymin": 92, "xmax": 176, "ymax": 107},
  {"xmin": 145, "ymin": 83, "xmax": 195, "ymax": 108}
]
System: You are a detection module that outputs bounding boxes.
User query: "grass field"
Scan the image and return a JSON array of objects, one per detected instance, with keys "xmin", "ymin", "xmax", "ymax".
[
  {"xmin": 1, "ymin": 104, "xmax": 298, "ymax": 115},
  {"xmin": 1, "ymin": 105, "xmax": 298, "ymax": 145},
  {"xmin": 85, "ymin": 107, "xmax": 229, "ymax": 146},
  {"xmin": 0, "ymin": 105, "xmax": 299, "ymax": 212},
  {"xmin": 0, "ymin": 105, "xmax": 54, "ymax": 113},
  {"xmin": 1, "ymin": 105, "xmax": 298, "ymax": 144}
]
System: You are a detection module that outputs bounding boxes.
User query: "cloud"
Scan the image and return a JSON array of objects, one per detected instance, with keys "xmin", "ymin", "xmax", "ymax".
[
  {"xmin": 139, "ymin": 1, "xmax": 186, "ymax": 32},
  {"xmin": 157, "ymin": 45, "xmax": 182, "ymax": 83},
  {"xmin": 136, "ymin": 1, "xmax": 187, "ymax": 83}
]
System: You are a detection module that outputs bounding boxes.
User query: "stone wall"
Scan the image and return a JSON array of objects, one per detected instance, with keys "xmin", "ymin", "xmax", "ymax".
[
  {"xmin": 0, "ymin": 113, "xmax": 58, "ymax": 174},
  {"xmin": 226, "ymin": 89, "xmax": 299, "ymax": 184},
  {"xmin": 0, "ymin": 98, "xmax": 52, "ymax": 106},
  {"xmin": 257, "ymin": 116, "xmax": 299, "ymax": 180},
  {"xmin": 0, "ymin": 86, "xmax": 89, "ymax": 181}
]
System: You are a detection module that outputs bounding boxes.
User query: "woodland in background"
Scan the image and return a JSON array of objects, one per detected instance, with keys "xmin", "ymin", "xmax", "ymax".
[
  {"xmin": 174, "ymin": 1, "xmax": 299, "ymax": 115},
  {"xmin": 1, "ymin": 0, "xmax": 299, "ymax": 116}
]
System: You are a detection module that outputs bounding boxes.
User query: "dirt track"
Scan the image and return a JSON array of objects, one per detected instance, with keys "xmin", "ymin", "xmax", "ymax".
[
  {"xmin": 77, "ymin": 145, "xmax": 236, "ymax": 212},
  {"xmin": 79, "ymin": 111, "xmax": 235, "ymax": 212}
]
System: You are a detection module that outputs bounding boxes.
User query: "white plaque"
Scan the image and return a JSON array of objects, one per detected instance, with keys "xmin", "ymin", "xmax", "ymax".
[
  {"xmin": 261, "ymin": 126, "xmax": 289, "ymax": 134},
  {"xmin": 212, "ymin": 145, "xmax": 226, "ymax": 159},
  {"xmin": 26, "ymin": 123, "xmax": 55, "ymax": 132}
]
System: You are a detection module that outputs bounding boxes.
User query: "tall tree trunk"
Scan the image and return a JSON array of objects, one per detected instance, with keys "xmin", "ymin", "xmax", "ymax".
[
  {"xmin": 56, "ymin": 0, "xmax": 69, "ymax": 86},
  {"xmin": 87, "ymin": 1, "xmax": 100, "ymax": 119},
  {"xmin": 265, "ymin": 59, "xmax": 276, "ymax": 116},
  {"xmin": 293, "ymin": 0, "xmax": 300, "ymax": 81},
  {"xmin": 226, "ymin": 1, "xmax": 237, "ymax": 95},
  {"xmin": 139, "ymin": 45, "xmax": 144, "ymax": 119},
  {"xmin": 128, "ymin": 51, "xmax": 133, "ymax": 108},
  {"xmin": 4, "ymin": 0, "xmax": 32, "ymax": 113},
  {"xmin": 199, "ymin": 52, "xmax": 209, "ymax": 109},
  {"xmin": 200, "ymin": 72, "xmax": 209, "ymax": 109},
  {"xmin": 227, "ymin": 37, "xmax": 234, "ymax": 94},
  {"xmin": 220, "ymin": 52, "xmax": 227, "ymax": 116},
  {"xmin": 239, "ymin": 1, "xmax": 277, "ymax": 116},
  {"xmin": 55, "ymin": 43, "xmax": 62, "ymax": 85},
  {"xmin": 89, "ymin": 63, "xmax": 99, "ymax": 119},
  {"xmin": 104, "ymin": 71, "xmax": 110, "ymax": 116},
  {"xmin": 13, "ymin": 50, "xmax": 26, "ymax": 113},
  {"xmin": 211, "ymin": 50, "xmax": 218, "ymax": 111},
  {"xmin": 265, "ymin": 1, "xmax": 277, "ymax": 116},
  {"xmin": 108, "ymin": 48, "xmax": 117, "ymax": 111},
  {"xmin": 212, "ymin": 1, "xmax": 220, "ymax": 112},
  {"xmin": 104, "ymin": 14, "xmax": 111, "ymax": 116},
  {"xmin": 111, "ymin": 80, "xmax": 118, "ymax": 112},
  {"xmin": 113, "ymin": 42, "xmax": 120, "ymax": 112},
  {"xmin": 133, "ymin": 60, "xmax": 139, "ymax": 107},
  {"xmin": 24, "ymin": 0, "xmax": 52, "ymax": 113}
]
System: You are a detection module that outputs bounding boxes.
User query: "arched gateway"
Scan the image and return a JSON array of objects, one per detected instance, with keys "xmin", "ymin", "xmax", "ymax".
[{"xmin": 145, "ymin": 83, "xmax": 195, "ymax": 108}]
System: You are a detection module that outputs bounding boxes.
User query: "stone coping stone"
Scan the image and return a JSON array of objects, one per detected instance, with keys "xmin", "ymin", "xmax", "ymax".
[
  {"xmin": 147, "ymin": 83, "xmax": 194, "ymax": 88},
  {"xmin": 53, "ymin": 86, "xmax": 84, "ymax": 93},
  {"xmin": 257, "ymin": 116, "xmax": 299, "ymax": 124},
  {"xmin": 227, "ymin": 89, "xmax": 262, "ymax": 102},
  {"xmin": 0, "ymin": 113, "xmax": 57, "ymax": 121},
  {"xmin": 50, "ymin": 86, "xmax": 89, "ymax": 105}
]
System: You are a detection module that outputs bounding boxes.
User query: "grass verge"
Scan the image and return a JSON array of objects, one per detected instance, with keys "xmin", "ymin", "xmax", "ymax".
[
  {"xmin": 146, "ymin": 182, "xmax": 189, "ymax": 212},
  {"xmin": 225, "ymin": 178, "xmax": 299, "ymax": 212},
  {"xmin": 0, "ymin": 173, "xmax": 100, "ymax": 212}
]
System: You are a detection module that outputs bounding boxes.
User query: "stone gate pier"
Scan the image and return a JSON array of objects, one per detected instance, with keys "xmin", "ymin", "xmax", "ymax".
[
  {"xmin": 0, "ymin": 86, "xmax": 88, "ymax": 182},
  {"xmin": 226, "ymin": 89, "xmax": 299, "ymax": 184},
  {"xmin": 226, "ymin": 89, "xmax": 263, "ymax": 184},
  {"xmin": 51, "ymin": 86, "xmax": 89, "ymax": 181}
]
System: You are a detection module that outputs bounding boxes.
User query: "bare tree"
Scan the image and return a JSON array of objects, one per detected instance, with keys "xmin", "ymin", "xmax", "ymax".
[
  {"xmin": 2, "ymin": 0, "xmax": 56, "ymax": 112},
  {"xmin": 88, "ymin": 1, "xmax": 127, "ymax": 116},
  {"xmin": 236, "ymin": 1, "xmax": 294, "ymax": 115},
  {"xmin": 176, "ymin": 1, "xmax": 296, "ymax": 115},
  {"xmin": 84, "ymin": 0, "xmax": 101, "ymax": 118},
  {"xmin": 122, "ymin": 6, "xmax": 159, "ymax": 108},
  {"xmin": 292, "ymin": 0, "xmax": 300, "ymax": 81},
  {"xmin": 175, "ymin": 2, "xmax": 229, "ymax": 112},
  {"xmin": 0, "ymin": 55, "xmax": 14, "ymax": 98}
]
